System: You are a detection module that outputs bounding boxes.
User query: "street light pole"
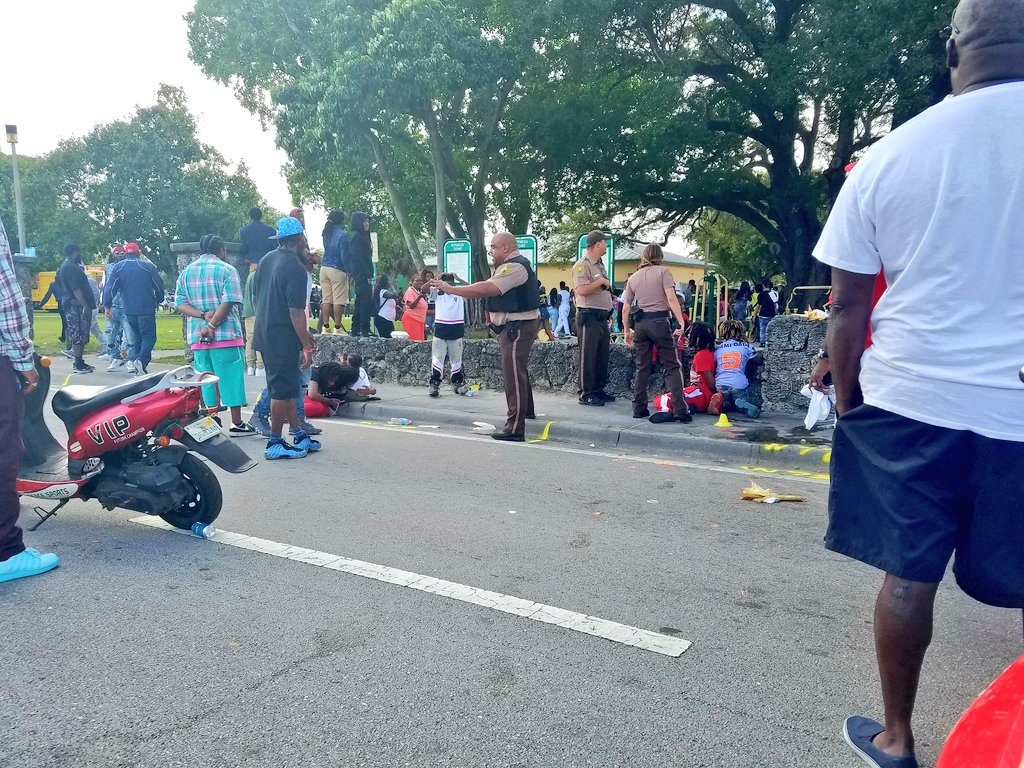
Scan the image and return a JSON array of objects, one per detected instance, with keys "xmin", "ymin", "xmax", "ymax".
[{"xmin": 5, "ymin": 125, "xmax": 26, "ymax": 253}]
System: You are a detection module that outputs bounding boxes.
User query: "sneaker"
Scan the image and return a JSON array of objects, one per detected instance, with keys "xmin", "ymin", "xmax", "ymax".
[
  {"xmin": 454, "ymin": 384, "xmax": 469, "ymax": 396},
  {"xmin": 578, "ymin": 395, "xmax": 605, "ymax": 407},
  {"xmin": 295, "ymin": 420, "xmax": 322, "ymax": 436},
  {"xmin": 125, "ymin": 360, "xmax": 137, "ymax": 374},
  {"xmin": 97, "ymin": 353, "xmax": 112, "ymax": 360},
  {"xmin": 708, "ymin": 392, "xmax": 724, "ymax": 415},
  {"xmin": 264, "ymin": 440, "xmax": 308, "ymax": 460},
  {"xmin": 229, "ymin": 422, "xmax": 258, "ymax": 436},
  {"xmin": 428, "ymin": 382, "xmax": 440, "ymax": 398},
  {"xmin": 254, "ymin": 368, "xmax": 266, "ymax": 377},
  {"xmin": 246, "ymin": 366, "xmax": 256, "ymax": 376},
  {"xmin": 292, "ymin": 435, "xmax": 322, "ymax": 453},
  {"xmin": 743, "ymin": 404, "xmax": 762, "ymax": 419},
  {"xmin": 107, "ymin": 358, "xmax": 125, "ymax": 372},
  {"xmin": 677, "ymin": 410, "xmax": 694, "ymax": 424},
  {"xmin": 633, "ymin": 408, "xmax": 651, "ymax": 419},
  {"xmin": 0, "ymin": 548, "xmax": 60, "ymax": 583},
  {"xmin": 597, "ymin": 391, "xmax": 616, "ymax": 402},
  {"xmin": 248, "ymin": 412, "xmax": 272, "ymax": 437},
  {"xmin": 60, "ymin": 349, "xmax": 75, "ymax": 359},
  {"xmin": 73, "ymin": 361, "xmax": 95, "ymax": 373}
]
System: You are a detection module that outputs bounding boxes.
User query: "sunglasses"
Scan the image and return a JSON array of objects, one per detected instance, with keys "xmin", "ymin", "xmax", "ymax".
[{"xmin": 940, "ymin": 22, "xmax": 960, "ymax": 39}]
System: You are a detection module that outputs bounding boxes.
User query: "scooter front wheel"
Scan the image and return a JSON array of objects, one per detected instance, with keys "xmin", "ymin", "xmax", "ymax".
[{"xmin": 160, "ymin": 454, "xmax": 223, "ymax": 530}]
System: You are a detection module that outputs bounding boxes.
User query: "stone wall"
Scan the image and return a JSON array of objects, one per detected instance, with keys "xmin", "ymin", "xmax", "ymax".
[
  {"xmin": 313, "ymin": 333, "xmax": 763, "ymax": 404},
  {"xmin": 761, "ymin": 315, "xmax": 827, "ymax": 414},
  {"xmin": 13, "ymin": 253, "xmax": 36, "ymax": 331}
]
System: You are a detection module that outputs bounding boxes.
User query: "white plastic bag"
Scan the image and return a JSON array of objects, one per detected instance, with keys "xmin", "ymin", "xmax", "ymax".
[{"xmin": 800, "ymin": 385, "xmax": 835, "ymax": 430}]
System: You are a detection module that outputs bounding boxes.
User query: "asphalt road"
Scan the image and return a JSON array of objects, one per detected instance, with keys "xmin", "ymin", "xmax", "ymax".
[{"xmin": 2, "ymin": 358, "xmax": 1020, "ymax": 767}]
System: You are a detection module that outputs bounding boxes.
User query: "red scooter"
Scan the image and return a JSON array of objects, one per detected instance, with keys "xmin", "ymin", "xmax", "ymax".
[{"xmin": 17, "ymin": 357, "xmax": 255, "ymax": 531}]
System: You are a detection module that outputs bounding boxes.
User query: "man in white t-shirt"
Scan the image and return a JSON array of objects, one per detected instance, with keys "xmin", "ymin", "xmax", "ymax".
[{"xmin": 813, "ymin": 3, "xmax": 1024, "ymax": 766}]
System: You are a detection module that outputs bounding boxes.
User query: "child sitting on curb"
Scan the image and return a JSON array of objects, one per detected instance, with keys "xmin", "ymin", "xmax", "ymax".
[
  {"xmin": 304, "ymin": 362, "xmax": 360, "ymax": 418},
  {"xmin": 709, "ymin": 320, "xmax": 763, "ymax": 418},
  {"xmin": 651, "ymin": 322, "xmax": 717, "ymax": 418}
]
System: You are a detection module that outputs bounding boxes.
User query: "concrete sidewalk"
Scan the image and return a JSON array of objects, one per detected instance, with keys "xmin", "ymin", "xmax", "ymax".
[
  {"xmin": 336, "ymin": 382, "xmax": 834, "ymax": 476},
  {"xmin": 46, "ymin": 353, "xmax": 833, "ymax": 477}
]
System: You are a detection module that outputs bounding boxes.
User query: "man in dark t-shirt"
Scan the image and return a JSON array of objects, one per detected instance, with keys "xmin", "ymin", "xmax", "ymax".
[
  {"xmin": 55, "ymin": 244, "xmax": 97, "ymax": 373},
  {"xmin": 251, "ymin": 216, "xmax": 318, "ymax": 460},
  {"xmin": 239, "ymin": 208, "xmax": 278, "ymax": 266},
  {"xmin": 754, "ymin": 284, "xmax": 777, "ymax": 345}
]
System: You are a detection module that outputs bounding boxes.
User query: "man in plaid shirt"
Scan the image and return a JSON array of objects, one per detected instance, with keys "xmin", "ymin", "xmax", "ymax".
[
  {"xmin": 0, "ymin": 216, "xmax": 61, "ymax": 583},
  {"xmin": 174, "ymin": 234, "xmax": 255, "ymax": 435}
]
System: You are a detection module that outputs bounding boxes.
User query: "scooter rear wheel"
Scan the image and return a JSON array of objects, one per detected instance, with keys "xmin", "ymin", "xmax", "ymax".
[{"xmin": 160, "ymin": 454, "xmax": 223, "ymax": 530}]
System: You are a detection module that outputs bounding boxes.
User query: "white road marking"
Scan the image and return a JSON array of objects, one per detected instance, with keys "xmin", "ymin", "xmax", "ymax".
[
  {"xmin": 130, "ymin": 516, "xmax": 692, "ymax": 658},
  {"xmin": 315, "ymin": 417, "xmax": 830, "ymax": 487}
]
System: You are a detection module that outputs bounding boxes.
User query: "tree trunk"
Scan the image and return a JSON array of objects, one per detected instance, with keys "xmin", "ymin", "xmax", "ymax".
[
  {"xmin": 774, "ymin": 198, "xmax": 829, "ymax": 309},
  {"xmin": 467, "ymin": 212, "xmax": 489, "ymax": 282},
  {"xmin": 426, "ymin": 117, "xmax": 447, "ymax": 266},
  {"xmin": 824, "ymin": 107, "xmax": 856, "ymax": 207},
  {"xmin": 365, "ymin": 130, "xmax": 424, "ymax": 270}
]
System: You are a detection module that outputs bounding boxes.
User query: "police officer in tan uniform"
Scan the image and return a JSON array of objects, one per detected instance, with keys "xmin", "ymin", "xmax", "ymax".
[
  {"xmin": 622, "ymin": 243, "xmax": 692, "ymax": 423},
  {"xmin": 428, "ymin": 232, "xmax": 553, "ymax": 442},
  {"xmin": 573, "ymin": 230, "xmax": 615, "ymax": 406}
]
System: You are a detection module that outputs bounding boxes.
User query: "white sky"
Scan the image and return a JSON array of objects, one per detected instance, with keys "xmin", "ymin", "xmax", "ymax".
[{"xmin": 1, "ymin": 0, "xmax": 328, "ymax": 247}]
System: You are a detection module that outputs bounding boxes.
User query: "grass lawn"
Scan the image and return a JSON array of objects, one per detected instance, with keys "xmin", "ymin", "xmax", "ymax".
[{"xmin": 31, "ymin": 310, "xmax": 185, "ymax": 356}]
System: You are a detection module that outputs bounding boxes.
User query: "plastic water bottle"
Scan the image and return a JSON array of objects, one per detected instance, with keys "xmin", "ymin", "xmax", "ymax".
[
  {"xmin": 388, "ymin": 417, "xmax": 412, "ymax": 426},
  {"xmin": 191, "ymin": 522, "xmax": 216, "ymax": 539}
]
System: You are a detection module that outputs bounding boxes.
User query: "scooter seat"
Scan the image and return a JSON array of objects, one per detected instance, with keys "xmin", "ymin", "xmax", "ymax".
[{"xmin": 52, "ymin": 371, "xmax": 165, "ymax": 431}]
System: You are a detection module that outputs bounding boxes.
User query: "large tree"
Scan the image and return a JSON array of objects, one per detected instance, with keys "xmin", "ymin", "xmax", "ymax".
[
  {"xmin": 189, "ymin": 0, "xmax": 539, "ymax": 280},
  {"xmin": 1, "ymin": 86, "xmax": 264, "ymax": 275},
  {"xmin": 507, "ymin": 0, "xmax": 954, "ymax": 289}
]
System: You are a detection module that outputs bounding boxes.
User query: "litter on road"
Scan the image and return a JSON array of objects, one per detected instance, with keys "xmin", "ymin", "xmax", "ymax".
[{"xmin": 741, "ymin": 482, "xmax": 806, "ymax": 504}]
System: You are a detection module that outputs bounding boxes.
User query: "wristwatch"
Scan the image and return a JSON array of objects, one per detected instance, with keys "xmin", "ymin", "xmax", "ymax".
[{"xmin": 817, "ymin": 348, "xmax": 829, "ymax": 360}]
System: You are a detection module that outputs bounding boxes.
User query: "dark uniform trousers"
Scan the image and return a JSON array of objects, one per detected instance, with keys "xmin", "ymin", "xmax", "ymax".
[
  {"xmin": 633, "ymin": 317, "xmax": 687, "ymax": 415},
  {"xmin": 0, "ymin": 357, "xmax": 26, "ymax": 561},
  {"xmin": 577, "ymin": 309, "xmax": 610, "ymax": 398},
  {"xmin": 498, "ymin": 319, "xmax": 539, "ymax": 437}
]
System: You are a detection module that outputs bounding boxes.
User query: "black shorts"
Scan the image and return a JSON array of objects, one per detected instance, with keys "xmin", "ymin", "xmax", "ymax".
[
  {"xmin": 260, "ymin": 346, "xmax": 301, "ymax": 400},
  {"xmin": 828, "ymin": 404, "xmax": 1024, "ymax": 608}
]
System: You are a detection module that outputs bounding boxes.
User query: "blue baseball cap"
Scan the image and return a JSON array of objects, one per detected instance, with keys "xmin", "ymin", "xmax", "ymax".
[{"xmin": 275, "ymin": 216, "xmax": 304, "ymax": 239}]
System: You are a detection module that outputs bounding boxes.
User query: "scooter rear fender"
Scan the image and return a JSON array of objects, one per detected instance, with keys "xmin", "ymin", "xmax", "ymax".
[{"xmin": 175, "ymin": 432, "xmax": 257, "ymax": 474}]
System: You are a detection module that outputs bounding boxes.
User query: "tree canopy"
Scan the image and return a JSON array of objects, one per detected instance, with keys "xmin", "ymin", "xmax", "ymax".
[
  {"xmin": 187, "ymin": 0, "xmax": 955, "ymax": 287},
  {"xmin": 1, "ymin": 86, "xmax": 265, "ymax": 274}
]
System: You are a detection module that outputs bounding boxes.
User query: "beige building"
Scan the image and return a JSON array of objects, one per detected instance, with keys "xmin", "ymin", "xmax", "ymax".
[
  {"xmin": 423, "ymin": 240, "xmax": 711, "ymax": 291},
  {"xmin": 536, "ymin": 242, "xmax": 709, "ymax": 292}
]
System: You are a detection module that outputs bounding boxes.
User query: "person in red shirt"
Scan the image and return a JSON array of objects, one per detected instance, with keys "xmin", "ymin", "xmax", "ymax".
[{"xmin": 651, "ymin": 321, "xmax": 716, "ymax": 416}]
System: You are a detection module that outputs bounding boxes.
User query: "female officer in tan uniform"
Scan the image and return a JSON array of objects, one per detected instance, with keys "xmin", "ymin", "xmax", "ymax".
[{"xmin": 622, "ymin": 244, "xmax": 691, "ymax": 423}]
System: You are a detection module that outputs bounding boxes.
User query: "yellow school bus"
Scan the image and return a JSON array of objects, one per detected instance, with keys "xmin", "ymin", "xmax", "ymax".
[{"xmin": 32, "ymin": 265, "xmax": 107, "ymax": 310}]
